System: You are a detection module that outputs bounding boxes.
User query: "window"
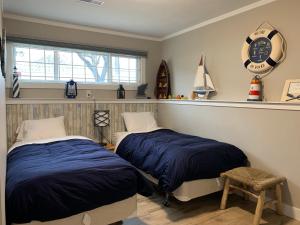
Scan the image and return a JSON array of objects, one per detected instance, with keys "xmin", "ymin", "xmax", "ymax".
[{"xmin": 12, "ymin": 43, "xmax": 145, "ymax": 85}]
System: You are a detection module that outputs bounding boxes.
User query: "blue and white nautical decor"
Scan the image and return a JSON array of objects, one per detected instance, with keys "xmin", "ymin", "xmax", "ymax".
[
  {"xmin": 65, "ymin": 80, "xmax": 78, "ymax": 99},
  {"xmin": 192, "ymin": 55, "xmax": 215, "ymax": 100},
  {"xmin": 242, "ymin": 22, "xmax": 286, "ymax": 101},
  {"xmin": 241, "ymin": 22, "xmax": 286, "ymax": 76},
  {"xmin": 12, "ymin": 66, "xmax": 20, "ymax": 98}
]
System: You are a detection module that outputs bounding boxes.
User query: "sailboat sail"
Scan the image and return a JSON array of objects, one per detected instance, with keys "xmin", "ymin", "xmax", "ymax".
[{"xmin": 194, "ymin": 55, "xmax": 215, "ymax": 93}]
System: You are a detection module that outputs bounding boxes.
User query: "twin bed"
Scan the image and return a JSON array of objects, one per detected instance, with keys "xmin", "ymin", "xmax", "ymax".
[
  {"xmin": 115, "ymin": 112, "xmax": 247, "ymax": 205},
  {"xmin": 6, "ymin": 113, "xmax": 247, "ymax": 225}
]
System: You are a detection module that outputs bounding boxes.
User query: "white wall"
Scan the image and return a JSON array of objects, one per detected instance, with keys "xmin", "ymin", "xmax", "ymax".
[{"xmin": 158, "ymin": 103, "xmax": 300, "ymax": 217}]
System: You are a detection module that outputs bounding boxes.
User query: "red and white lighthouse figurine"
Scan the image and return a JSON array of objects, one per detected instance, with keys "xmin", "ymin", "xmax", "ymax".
[{"xmin": 247, "ymin": 76, "xmax": 263, "ymax": 101}]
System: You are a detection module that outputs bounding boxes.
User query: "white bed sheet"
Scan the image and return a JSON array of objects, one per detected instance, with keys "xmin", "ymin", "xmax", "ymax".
[
  {"xmin": 8, "ymin": 136, "xmax": 91, "ymax": 154},
  {"xmin": 113, "ymin": 128, "xmax": 162, "ymax": 151}
]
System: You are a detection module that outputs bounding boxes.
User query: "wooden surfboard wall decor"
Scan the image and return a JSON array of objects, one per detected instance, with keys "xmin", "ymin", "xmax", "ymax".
[{"xmin": 155, "ymin": 60, "xmax": 171, "ymax": 99}]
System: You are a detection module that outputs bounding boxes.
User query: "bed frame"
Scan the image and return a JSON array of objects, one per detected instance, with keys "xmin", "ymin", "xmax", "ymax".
[
  {"xmin": 140, "ymin": 170, "xmax": 223, "ymax": 206},
  {"xmin": 13, "ymin": 195, "xmax": 137, "ymax": 225}
]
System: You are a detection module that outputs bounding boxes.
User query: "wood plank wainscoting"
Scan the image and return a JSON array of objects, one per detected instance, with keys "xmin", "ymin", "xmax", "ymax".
[{"xmin": 6, "ymin": 100, "xmax": 158, "ymax": 148}]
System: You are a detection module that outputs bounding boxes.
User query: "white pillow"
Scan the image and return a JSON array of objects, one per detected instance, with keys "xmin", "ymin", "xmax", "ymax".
[
  {"xmin": 16, "ymin": 116, "xmax": 67, "ymax": 142},
  {"xmin": 122, "ymin": 112, "xmax": 158, "ymax": 132}
]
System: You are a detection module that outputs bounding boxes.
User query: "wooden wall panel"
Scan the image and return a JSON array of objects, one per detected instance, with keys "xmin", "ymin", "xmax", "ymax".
[{"xmin": 6, "ymin": 103, "xmax": 158, "ymax": 148}]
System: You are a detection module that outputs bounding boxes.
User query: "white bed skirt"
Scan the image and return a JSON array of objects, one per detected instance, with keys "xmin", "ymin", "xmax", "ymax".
[
  {"xmin": 13, "ymin": 195, "xmax": 137, "ymax": 225},
  {"xmin": 140, "ymin": 171, "xmax": 223, "ymax": 201}
]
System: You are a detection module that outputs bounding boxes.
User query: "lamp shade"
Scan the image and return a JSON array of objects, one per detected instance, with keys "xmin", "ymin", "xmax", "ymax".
[{"xmin": 94, "ymin": 110, "xmax": 109, "ymax": 127}]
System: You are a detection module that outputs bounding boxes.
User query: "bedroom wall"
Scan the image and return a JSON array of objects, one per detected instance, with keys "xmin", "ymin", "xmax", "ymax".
[
  {"xmin": 158, "ymin": 103, "xmax": 300, "ymax": 216},
  {"xmin": 161, "ymin": 0, "xmax": 300, "ymax": 101},
  {"xmin": 159, "ymin": 0, "xmax": 300, "ymax": 216},
  {"xmin": 3, "ymin": 18, "xmax": 162, "ymax": 99}
]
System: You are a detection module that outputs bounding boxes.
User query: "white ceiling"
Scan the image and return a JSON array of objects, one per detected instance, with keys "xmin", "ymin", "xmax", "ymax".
[{"xmin": 4, "ymin": 0, "xmax": 263, "ymax": 39}]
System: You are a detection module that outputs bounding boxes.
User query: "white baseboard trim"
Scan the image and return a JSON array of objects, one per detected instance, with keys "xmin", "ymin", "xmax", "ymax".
[{"xmin": 282, "ymin": 203, "xmax": 300, "ymax": 221}]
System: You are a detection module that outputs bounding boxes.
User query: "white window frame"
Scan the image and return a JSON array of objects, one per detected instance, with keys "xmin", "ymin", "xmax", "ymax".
[{"xmin": 6, "ymin": 42, "xmax": 146, "ymax": 90}]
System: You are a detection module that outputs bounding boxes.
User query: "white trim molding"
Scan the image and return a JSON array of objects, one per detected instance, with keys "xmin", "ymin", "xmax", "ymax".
[
  {"xmin": 4, "ymin": 0, "xmax": 278, "ymax": 42},
  {"xmin": 282, "ymin": 203, "xmax": 300, "ymax": 221}
]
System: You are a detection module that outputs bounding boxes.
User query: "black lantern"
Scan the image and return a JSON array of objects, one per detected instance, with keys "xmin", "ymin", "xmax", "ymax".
[
  {"xmin": 117, "ymin": 84, "xmax": 125, "ymax": 99},
  {"xmin": 65, "ymin": 80, "xmax": 78, "ymax": 99},
  {"xmin": 94, "ymin": 110, "xmax": 109, "ymax": 145}
]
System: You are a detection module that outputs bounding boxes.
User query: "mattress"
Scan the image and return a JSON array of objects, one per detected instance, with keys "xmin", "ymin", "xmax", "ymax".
[
  {"xmin": 6, "ymin": 136, "xmax": 152, "ymax": 224},
  {"xmin": 116, "ymin": 129, "xmax": 247, "ymax": 192}
]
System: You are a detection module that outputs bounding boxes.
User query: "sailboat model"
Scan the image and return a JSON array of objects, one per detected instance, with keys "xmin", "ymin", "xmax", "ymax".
[{"xmin": 193, "ymin": 55, "xmax": 216, "ymax": 100}]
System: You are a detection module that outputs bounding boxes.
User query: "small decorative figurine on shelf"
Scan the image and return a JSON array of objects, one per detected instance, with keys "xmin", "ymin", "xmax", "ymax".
[
  {"xmin": 192, "ymin": 55, "xmax": 216, "ymax": 100},
  {"xmin": 136, "ymin": 83, "xmax": 148, "ymax": 99},
  {"xmin": 155, "ymin": 60, "xmax": 171, "ymax": 99},
  {"xmin": 117, "ymin": 84, "xmax": 125, "ymax": 99},
  {"xmin": 247, "ymin": 76, "xmax": 263, "ymax": 101},
  {"xmin": 12, "ymin": 66, "xmax": 20, "ymax": 98},
  {"xmin": 65, "ymin": 79, "xmax": 78, "ymax": 99}
]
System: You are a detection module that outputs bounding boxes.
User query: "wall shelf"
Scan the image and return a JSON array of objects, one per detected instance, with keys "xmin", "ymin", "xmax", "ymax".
[
  {"xmin": 159, "ymin": 99, "xmax": 300, "ymax": 111},
  {"xmin": 6, "ymin": 98, "xmax": 300, "ymax": 111},
  {"xmin": 6, "ymin": 98, "xmax": 158, "ymax": 105}
]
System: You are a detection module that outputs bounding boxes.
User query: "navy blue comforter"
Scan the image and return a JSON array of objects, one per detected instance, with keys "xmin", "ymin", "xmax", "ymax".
[
  {"xmin": 117, "ymin": 129, "xmax": 247, "ymax": 192},
  {"xmin": 6, "ymin": 139, "xmax": 153, "ymax": 224}
]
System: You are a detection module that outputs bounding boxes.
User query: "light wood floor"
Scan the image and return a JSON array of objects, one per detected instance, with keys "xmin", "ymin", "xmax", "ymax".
[{"xmin": 121, "ymin": 192, "xmax": 300, "ymax": 225}]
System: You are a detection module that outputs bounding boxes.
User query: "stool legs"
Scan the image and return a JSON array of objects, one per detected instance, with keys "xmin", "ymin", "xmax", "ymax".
[
  {"xmin": 275, "ymin": 184, "xmax": 283, "ymax": 215},
  {"xmin": 220, "ymin": 178, "xmax": 230, "ymax": 210},
  {"xmin": 253, "ymin": 190, "xmax": 265, "ymax": 225}
]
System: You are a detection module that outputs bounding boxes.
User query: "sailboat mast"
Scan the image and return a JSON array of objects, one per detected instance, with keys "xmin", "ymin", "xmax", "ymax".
[{"xmin": 202, "ymin": 55, "xmax": 207, "ymax": 89}]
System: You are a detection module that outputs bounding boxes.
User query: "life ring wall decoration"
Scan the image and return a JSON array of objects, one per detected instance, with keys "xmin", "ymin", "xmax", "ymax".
[{"xmin": 241, "ymin": 23, "xmax": 286, "ymax": 76}]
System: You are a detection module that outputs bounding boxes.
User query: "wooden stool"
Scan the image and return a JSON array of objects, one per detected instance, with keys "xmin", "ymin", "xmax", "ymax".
[{"xmin": 220, "ymin": 167, "xmax": 286, "ymax": 225}]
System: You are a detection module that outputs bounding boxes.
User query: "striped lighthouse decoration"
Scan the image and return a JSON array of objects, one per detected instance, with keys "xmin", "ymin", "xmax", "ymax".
[
  {"xmin": 247, "ymin": 76, "xmax": 263, "ymax": 101},
  {"xmin": 12, "ymin": 66, "xmax": 20, "ymax": 98}
]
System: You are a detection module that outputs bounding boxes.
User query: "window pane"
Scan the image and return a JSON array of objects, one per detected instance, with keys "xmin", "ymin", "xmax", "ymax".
[
  {"xmin": 129, "ymin": 58, "xmax": 137, "ymax": 69},
  {"xmin": 16, "ymin": 62, "xmax": 30, "ymax": 77},
  {"xmin": 30, "ymin": 49, "xmax": 44, "ymax": 63},
  {"xmin": 99, "ymin": 55, "xmax": 108, "ymax": 68},
  {"xmin": 119, "ymin": 69, "xmax": 130, "ymax": 82},
  {"xmin": 59, "ymin": 65, "xmax": 72, "ymax": 80},
  {"xmin": 31, "ymin": 63, "xmax": 45, "ymax": 78},
  {"xmin": 97, "ymin": 67, "xmax": 108, "ymax": 82},
  {"xmin": 15, "ymin": 47, "xmax": 30, "ymax": 62},
  {"xmin": 59, "ymin": 51, "xmax": 72, "ymax": 64},
  {"xmin": 86, "ymin": 69, "xmax": 96, "ymax": 82},
  {"xmin": 119, "ymin": 57, "xmax": 129, "ymax": 69},
  {"xmin": 13, "ymin": 43, "xmax": 142, "ymax": 84},
  {"xmin": 73, "ymin": 53, "xmax": 85, "ymax": 66},
  {"xmin": 46, "ymin": 64, "xmax": 54, "ymax": 80},
  {"xmin": 130, "ymin": 70, "xmax": 137, "ymax": 83},
  {"xmin": 45, "ymin": 51, "xmax": 54, "ymax": 63},
  {"xmin": 112, "ymin": 69, "xmax": 120, "ymax": 82}
]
